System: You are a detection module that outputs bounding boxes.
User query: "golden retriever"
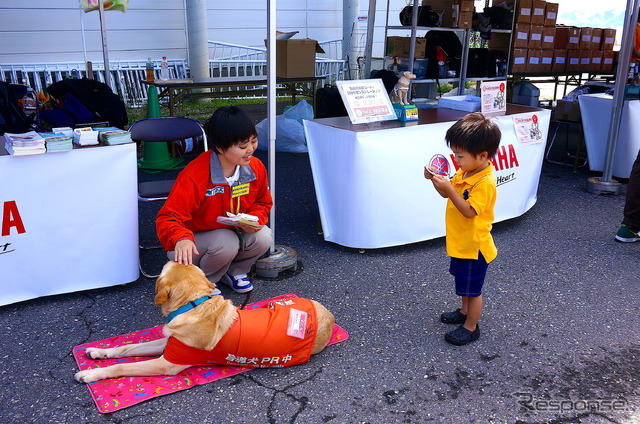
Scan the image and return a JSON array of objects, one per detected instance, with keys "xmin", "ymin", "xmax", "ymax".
[{"xmin": 74, "ymin": 261, "xmax": 335, "ymax": 383}]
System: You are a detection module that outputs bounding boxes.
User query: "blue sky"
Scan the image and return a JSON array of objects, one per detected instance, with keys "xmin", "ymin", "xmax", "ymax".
[{"xmin": 556, "ymin": 0, "xmax": 630, "ymax": 45}]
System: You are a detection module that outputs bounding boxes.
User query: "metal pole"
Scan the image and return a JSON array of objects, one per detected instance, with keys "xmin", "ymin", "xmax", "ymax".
[
  {"xmin": 97, "ymin": 0, "xmax": 112, "ymax": 90},
  {"xmin": 267, "ymin": 0, "xmax": 276, "ymax": 253},
  {"xmin": 363, "ymin": 0, "xmax": 377, "ymax": 79},
  {"xmin": 586, "ymin": 0, "xmax": 639, "ymax": 194},
  {"xmin": 185, "ymin": 0, "xmax": 209, "ymax": 80},
  {"xmin": 343, "ymin": 0, "xmax": 361, "ymax": 78}
]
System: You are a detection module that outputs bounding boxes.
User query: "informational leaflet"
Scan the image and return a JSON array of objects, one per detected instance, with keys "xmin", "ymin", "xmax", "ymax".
[
  {"xmin": 513, "ymin": 112, "xmax": 544, "ymax": 145},
  {"xmin": 336, "ymin": 79, "xmax": 397, "ymax": 124},
  {"xmin": 480, "ymin": 80, "xmax": 507, "ymax": 116}
]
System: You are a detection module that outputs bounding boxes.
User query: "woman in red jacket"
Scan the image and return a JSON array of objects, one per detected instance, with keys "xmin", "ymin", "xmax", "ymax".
[{"xmin": 156, "ymin": 106, "xmax": 273, "ymax": 293}]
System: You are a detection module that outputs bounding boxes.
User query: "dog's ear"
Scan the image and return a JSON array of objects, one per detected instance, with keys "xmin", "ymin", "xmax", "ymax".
[{"xmin": 154, "ymin": 276, "xmax": 170, "ymax": 305}]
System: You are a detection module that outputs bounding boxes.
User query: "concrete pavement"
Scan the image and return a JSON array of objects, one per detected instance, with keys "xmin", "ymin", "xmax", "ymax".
[{"xmin": 1, "ymin": 122, "xmax": 638, "ymax": 424}]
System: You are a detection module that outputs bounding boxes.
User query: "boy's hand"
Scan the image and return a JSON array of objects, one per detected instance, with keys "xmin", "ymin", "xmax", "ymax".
[
  {"xmin": 424, "ymin": 166, "xmax": 437, "ymax": 180},
  {"xmin": 430, "ymin": 174, "xmax": 452, "ymax": 195}
]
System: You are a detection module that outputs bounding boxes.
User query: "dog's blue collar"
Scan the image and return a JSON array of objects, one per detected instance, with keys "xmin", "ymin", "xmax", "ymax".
[{"xmin": 167, "ymin": 295, "xmax": 211, "ymax": 322}]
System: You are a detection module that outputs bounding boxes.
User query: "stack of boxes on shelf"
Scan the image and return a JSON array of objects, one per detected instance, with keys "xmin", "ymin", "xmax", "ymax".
[
  {"xmin": 386, "ymin": 0, "xmax": 494, "ymax": 79},
  {"xmin": 424, "ymin": 0, "xmax": 475, "ymax": 29},
  {"xmin": 493, "ymin": 0, "xmax": 617, "ymax": 74}
]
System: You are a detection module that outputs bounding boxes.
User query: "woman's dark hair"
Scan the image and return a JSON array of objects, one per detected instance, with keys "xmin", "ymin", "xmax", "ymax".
[
  {"xmin": 445, "ymin": 112, "xmax": 501, "ymax": 158},
  {"xmin": 205, "ymin": 106, "xmax": 257, "ymax": 152}
]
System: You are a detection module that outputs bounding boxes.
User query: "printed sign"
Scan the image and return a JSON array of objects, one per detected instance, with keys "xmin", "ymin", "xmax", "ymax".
[
  {"xmin": 481, "ymin": 81, "xmax": 507, "ymax": 116},
  {"xmin": 336, "ymin": 79, "xmax": 397, "ymax": 124},
  {"xmin": 513, "ymin": 113, "xmax": 544, "ymax": 144}
]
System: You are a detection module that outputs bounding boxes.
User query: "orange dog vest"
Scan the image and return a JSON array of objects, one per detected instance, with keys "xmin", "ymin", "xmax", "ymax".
[{"xmin": 163, "ymin": 297, "xmax": 317, "ymax": 368}]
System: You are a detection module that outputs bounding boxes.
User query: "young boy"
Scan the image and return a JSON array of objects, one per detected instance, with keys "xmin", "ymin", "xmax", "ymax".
[{"xmin": 424, "ymin": 112, "xmax": 501, "ymax": 346}]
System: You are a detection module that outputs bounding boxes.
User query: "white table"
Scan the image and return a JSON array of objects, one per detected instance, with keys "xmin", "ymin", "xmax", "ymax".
[
  {"xmin": 304, "ymin": 105, "xmax": 551, "ymax": 249},
  {"xmin": 0, "ymin": 142, "xmax": 139, "ymax": 306},
  {"xmin": 578, "ymin": 93, "xmax": 640, "ymax": 179}
]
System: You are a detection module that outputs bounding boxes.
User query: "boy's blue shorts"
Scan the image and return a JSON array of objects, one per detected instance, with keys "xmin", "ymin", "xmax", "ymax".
[{"xmin": 449, "ymin": 252, "xmax": 488, "ymax": 297}]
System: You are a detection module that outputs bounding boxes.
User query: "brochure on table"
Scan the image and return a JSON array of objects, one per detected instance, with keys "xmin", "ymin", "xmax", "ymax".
[
  {"xmin": 480, "ymin": 81, "xmax": 507, "ymax": 116},
  {"xmin": 336, "ymin": 79, "xmax": 397, "ymax": 124}
]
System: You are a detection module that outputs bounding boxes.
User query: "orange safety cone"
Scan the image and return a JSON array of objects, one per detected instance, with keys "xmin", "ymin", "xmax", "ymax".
[{"xmin": 137, "ymin": 85, "xmax": 184, "ymax": 172}]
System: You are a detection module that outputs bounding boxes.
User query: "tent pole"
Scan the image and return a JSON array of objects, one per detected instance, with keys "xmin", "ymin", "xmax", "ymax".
[
  {"xmin": 267, "ymin": 0, "xmax": 277, "ymax": 253},
  {"xmin": 363, "ymin": 0, "xmax": 377, "ymax": 79},
  {"xmin": 98, "ymin": 0, "xmax": 112, "ymax": 90},
  {"xmin": 587, "ymin": 0, "xmax": 639, "ymax": 194}
]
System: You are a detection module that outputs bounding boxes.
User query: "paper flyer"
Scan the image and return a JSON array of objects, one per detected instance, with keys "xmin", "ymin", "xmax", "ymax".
[{"xmin": 513, "ymin": 113, "xmax": 544, "ymax": 144}]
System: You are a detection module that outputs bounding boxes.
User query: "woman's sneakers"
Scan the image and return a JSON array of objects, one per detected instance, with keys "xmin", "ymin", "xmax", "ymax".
[
  {"xmin": 220, "ymin": 273, "xmax": 253, "ymax": 293},
  {"xmin": 440, "ymin": 308, "xmax": 467, "ymax": 324},
  {"xmin": 615, "ymin": 224, "xmax": 640, "ymax": 243}
]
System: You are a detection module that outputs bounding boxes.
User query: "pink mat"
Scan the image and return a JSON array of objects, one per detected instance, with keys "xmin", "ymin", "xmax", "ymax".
[{"xmin": 73, "ymin": 294, "xmax": 348, "ymax": 413}]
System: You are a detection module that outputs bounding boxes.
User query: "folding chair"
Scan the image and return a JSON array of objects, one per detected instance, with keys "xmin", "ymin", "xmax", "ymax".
[{"xmin": 129, "ymin": 116, "xmax": 208, "ymax": 278}]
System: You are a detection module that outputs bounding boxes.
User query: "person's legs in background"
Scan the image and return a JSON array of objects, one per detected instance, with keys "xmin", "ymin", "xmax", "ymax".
[{"xmin": 617, "ymin": 150, "xmax": 640, "ymax": 242}]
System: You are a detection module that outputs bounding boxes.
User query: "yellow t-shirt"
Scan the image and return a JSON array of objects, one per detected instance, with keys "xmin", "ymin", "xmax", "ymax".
[{"xmin": 445, "ymin": 162, "xmax": 498, "ymax": 263}]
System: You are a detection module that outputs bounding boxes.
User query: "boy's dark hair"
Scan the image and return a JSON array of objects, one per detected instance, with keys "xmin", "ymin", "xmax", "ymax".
[
  {"xmin": 445, "ymin": 112, "xmax": 501, "ymax": 158},
  {"xmin": 205, "ymin": 106, "xmax": 257, "ymax": 152}
]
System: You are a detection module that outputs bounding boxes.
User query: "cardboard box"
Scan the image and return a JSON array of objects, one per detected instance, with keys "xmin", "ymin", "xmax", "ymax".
[
  {"xmin": 579, "ymin": 27, "xmax": 593, "ymax": 50},
  {"xmin": 565, "ymin": 50, "xmax": 581, "ymax": 72},
  {"xmin": 590, "ymin": 50, "xmax": 603, "ymax": 72},
  {"xmin": 540, "ymin": 50, "xmax": 554, "ymax": 73},
  {"xmin": 456, "ymin": 0, "xmax": 474, "ymax": 12},
  {"xmin": 531, "ymin": 0, "xmax": 547, "ymax": 25},
  {"xmin": 516, "ymin": 0, "xmax": 532, "ymax": 23},
  {"xmin": 385, "ymin": 36, "xmax": 426, "ymax": 58},
  {"xmin": 591, "ymin": 28, "xmax": 603, "ymax": 50},
  {"xmin": 457, "ymin": 10, "xmax": 473, "ymax": 28},
  {"xmin": 423, "ymin": 0, "xmax": 455, "ymax": 27},
  {"xmin": 541, "ymin": 26, "xmax": 556, "ymax": 49},
  {"xmin": 554, "ymin": 26, "xmax": 581, "ymax": 49},
  {"xmin": 487, "ymin": 32, "xmax": 511, "ymax": 51},
  {"xmin": 552, "ymin": 49, "xmax": 567, "ymax": 72},
  {"xmin": 527, "ymin": 49, "xmax": 542, "ymax": 73},
  {"xmin": 275, "ymin": 38, "xmax": 324, "ymax": 78},
  {"xmin": 513, "ymin": 23, "xmax": 531, "ymax": 48},
  {"xmin": 544, "ymin": 2, "xmax": 558, "ymax": 27},
  {"xmin": 510, "ymin": 48, "xmax": 529, "ymax": 73},
  {"xmin": 601, "ymin": 50, "xmax": 615, "ymax": 72},
  {"xmin": 529, "ymin": 25, "xmax": 544, "ymax": 49},
  {"xmin": 601, "ymin": 28, "xmax": 616, "ymax": 50},
  {"xmin": 579, "ymin": 50, "xmax": 592, "ymax": 71},
  {"xmin": 555, "ymin": 99, "xmax": 581, "ymax": 122}
]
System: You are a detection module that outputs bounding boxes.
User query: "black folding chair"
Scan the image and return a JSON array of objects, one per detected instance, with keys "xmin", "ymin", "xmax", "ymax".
[{"xmin": 129, "ymin": 116, "xmax": 208, "ymax": 278}]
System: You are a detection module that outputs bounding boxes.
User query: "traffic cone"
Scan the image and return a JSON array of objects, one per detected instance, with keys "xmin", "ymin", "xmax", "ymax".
[{"xmin": 137, "ymin": 85, "xmax": 184, "ymax": 172}]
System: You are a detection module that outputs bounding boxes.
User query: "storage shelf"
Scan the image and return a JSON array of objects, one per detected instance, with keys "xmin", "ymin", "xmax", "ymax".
[
  {"xmin": 384, "ymin": 0, "xmax": 515, "ymax": 101},
  {"xmin": 386, "ymin": 26, "xmax": 468, "ymax": 33}
]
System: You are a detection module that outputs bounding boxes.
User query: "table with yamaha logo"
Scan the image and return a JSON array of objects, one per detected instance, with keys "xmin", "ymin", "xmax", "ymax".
[{"xmin": 303, "ymin": 104, "xmax": 551, "ymax": 249}]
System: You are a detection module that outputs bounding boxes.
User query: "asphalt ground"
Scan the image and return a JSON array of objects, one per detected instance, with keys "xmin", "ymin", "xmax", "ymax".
[{"xmin": 1, "ymin": 115, "xmax": 639, "ymax": 424}]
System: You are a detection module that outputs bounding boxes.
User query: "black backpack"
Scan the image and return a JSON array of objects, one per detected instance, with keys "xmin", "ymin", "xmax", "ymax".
[
  {"xmin": 315, "ymin": 85, "xmax": 348, "ymax": 119},
  {"xmin": 370, "ymin": 69, "xmax": 399, "ymax": 94},
  {"xmin": 0, "ymin": 81, "xmax": 32, "ymax": 135},
  {"xmin": 424, "ymin": 30, "xmax": 463, "ymax": 78},
  {"xmin": 399, "ymin": 5, "xmax": 440, "ymax": 27},
  {"xmin": 46, "ymin": 78, "xmax": 128, "ymax": 128}
]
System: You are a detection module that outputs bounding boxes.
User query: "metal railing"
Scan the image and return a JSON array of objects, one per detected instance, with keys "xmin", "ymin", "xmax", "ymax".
[{"xmin": 1, "ymin": 41, "xmax": 345, "ymax": 107}]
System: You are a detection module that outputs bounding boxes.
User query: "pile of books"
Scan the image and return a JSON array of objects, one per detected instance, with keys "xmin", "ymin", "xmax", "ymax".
[
  {"xmin": 38, "ymin": 132, "xmax": 74, "ymax": 153},
  {"xmin": 4, "ymin": 131, "xmax": 46, "ymax": 156},
  {"xmin": 97, "ymin": 127, "xmax": 132, "ymax": 145}
]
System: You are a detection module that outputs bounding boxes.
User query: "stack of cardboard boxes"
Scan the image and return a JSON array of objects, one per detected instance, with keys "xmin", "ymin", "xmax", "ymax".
[
  {"xmin": 421, "ymin": 0, "xmax": 475, "ymax": 29},
  {"xmin": 492, "ymin": 0, "xmax": 617, "ymax": 74}
]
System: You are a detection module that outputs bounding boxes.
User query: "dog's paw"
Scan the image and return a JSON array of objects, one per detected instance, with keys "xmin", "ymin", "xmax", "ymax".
[
  {"xmin": 84, "ymin": 347, "xmax": 108, "ymax": 360},
  {"xmin": 75, "ymin": 369, "xmax": 99, "ymax": 383}
]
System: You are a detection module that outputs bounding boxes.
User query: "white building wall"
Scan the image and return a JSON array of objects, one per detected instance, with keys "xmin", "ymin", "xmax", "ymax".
[{"xmin": 0, "ymin": 0, "xmax": 415, "ymax": 66}]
